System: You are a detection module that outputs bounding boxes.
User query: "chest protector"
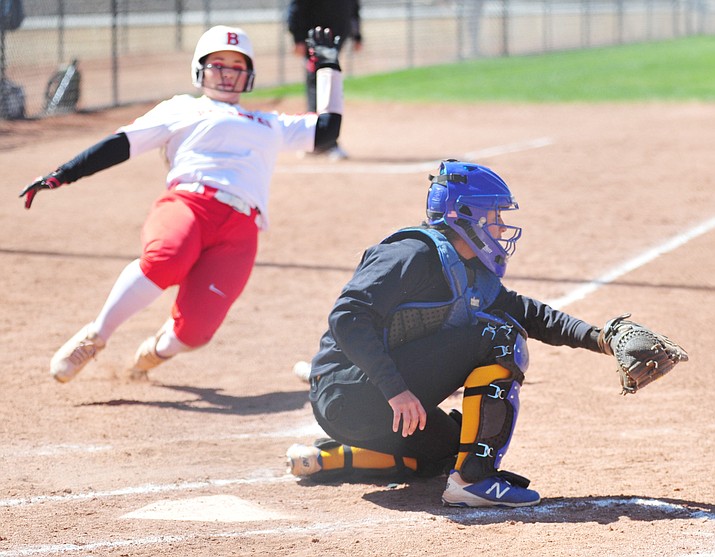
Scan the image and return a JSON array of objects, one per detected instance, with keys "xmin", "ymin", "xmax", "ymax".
[{"xmin": 382, "ymin": 228, "xmax": 502, "ymax": 350}]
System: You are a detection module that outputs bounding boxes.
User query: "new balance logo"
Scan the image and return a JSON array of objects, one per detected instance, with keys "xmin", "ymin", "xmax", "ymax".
[{"xmin": 485, "ymin": 481, "xmax": 511, "ymax": 499}]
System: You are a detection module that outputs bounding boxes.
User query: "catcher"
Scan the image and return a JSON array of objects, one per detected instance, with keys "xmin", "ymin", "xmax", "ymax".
[{"xmin": 286, "ymin": 160, "xmax": 688, "ymax": 508}]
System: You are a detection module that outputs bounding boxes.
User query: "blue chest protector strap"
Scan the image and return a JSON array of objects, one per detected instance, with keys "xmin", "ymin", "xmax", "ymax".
[{"xmin": 382, "ymin": 228, "xmax": 502, "ymax": 349}]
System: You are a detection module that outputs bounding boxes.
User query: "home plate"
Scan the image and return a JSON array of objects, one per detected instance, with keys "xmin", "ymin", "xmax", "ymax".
[{"xmin": 122, "ymin": 495, "xmax": 287, "ymax": 522}]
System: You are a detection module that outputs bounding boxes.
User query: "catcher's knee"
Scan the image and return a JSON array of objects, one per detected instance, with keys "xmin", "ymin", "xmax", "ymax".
[{"xmin": 457, "ymin": 364, "xmax": 523, "ymax": 483}]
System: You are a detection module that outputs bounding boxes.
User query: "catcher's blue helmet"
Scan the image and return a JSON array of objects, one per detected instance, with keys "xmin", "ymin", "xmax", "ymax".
[{"xmin": 426, "ymin": 160, "xmax": 521, "ymax": 277}]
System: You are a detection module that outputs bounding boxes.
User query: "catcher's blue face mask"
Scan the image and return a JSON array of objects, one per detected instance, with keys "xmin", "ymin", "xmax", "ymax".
[{"xmin": 426, "ymin": 160, "xmax": 521, "ymax": 277}]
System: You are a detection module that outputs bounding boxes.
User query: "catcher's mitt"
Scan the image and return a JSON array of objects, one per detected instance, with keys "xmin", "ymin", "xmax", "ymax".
[{"xmin": 598, "ymin": 314, "xmax": 689, "ymax": 395}]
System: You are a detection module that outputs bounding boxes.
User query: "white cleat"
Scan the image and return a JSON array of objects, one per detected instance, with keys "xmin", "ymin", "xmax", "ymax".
[
  {"xmin": 129, "ymin": 319, "xmax": 174, "ymax": 379},
  {"xmin": 286, "ymin": 444, "xmax": 323, "ymax": 477},
  {"xmin": 292, "ymin": 360, "xmax": 311, "ymax": 383},
  {"xmin": 326, "ymin": 145, "xmax": 349, "ymax": 161},
  {"xmin": 50, "ymin": 324, "xmax": 106, "ymax": 383}
]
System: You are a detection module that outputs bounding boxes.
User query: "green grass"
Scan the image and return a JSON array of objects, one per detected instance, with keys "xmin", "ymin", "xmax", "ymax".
[{"xmin": 253, "ymin": 36, "xmax": 715, "ymax": 103}]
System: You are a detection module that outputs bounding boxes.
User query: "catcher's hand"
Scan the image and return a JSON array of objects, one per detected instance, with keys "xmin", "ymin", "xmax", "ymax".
[
  {"xmin": 598, "ymin": 313, "xmax": 689, "ymax": 395},
  {"xmin": 19, "ymin": 172, "xmax": 64, "ymax": 209},
  {"xmin": 306, "ymin": 26, "xmax": 342, "ymax": 71}
]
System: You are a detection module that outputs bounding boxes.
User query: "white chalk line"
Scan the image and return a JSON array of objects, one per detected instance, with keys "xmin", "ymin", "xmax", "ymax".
[
  {"xmin": 0, "ymin": 421, "xmax": 323, "ymax": 509},
  {"xmin": 0, "ymin": 498, "xmax": 712, "ymax": 556},
  {"xmin": 447, "ymin": 496, "xmax": 715, "ymax": 522},
  {"xmin": 547, "ymin": 214, "xmax": 715, "ymax": 310},
  {"xmin": 0, "ymin": 422, "xmax": 324, "ymax": 460},
  {"xmin": 276, "ymin": 137, "xmax": 554, "ymax": 174},
  {"xmin": 0, "ymin": 516, "xmax": 414, "ymax": 557},
  {"xmin": 0, "ymin": 477, "xmax": 293, "ymax": 509},
  {"xmin": 1, "ymin": 443, "xmax": 114, "ymax": 458}
]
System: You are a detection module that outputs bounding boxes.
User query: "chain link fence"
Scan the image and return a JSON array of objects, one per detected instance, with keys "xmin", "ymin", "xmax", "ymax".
[{"xmin": 1, "ymin": 0, "xmax": 713, "ymax": 119}]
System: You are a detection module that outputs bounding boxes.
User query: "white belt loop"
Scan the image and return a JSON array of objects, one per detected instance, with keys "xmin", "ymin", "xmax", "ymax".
[
  {"xmin": 173, "ymin": 182, "xmax": 254, "ymax": 218},
  {"xmin": 174, "ymin": 182, "xmax": 205, "ymax": 194},
  {"xmin": 214, "ymin": 190, "xmax": 252, "ymax": 217}
]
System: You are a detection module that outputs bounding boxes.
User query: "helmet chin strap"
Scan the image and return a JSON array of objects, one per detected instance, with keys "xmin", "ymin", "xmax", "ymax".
[
  {"xmin": 455, "ymin": 218, "xmax": 486, "ymax": 250},
  {"xmin": 430, "ymin": 173, "xmax": 467, "ymax": 186},
  {"xmin": 455, "ymin": 217, "xmax": 509, "ymax": 275}
]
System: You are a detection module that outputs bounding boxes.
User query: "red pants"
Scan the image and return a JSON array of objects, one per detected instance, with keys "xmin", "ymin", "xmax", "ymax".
[{"xmin": 139, "ymin": 187, "xmax": 259, "ymax": 347}]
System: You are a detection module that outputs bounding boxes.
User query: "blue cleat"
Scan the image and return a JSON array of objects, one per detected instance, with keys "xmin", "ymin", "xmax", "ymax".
[{"xmin": 441, "ymin": 470, "xmax": 541, "ymax": 508}]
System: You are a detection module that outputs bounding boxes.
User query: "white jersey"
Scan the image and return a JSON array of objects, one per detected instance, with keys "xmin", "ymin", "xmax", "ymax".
[{"xmin": 118, "ymin": 94, "xmax": 318, "ymax": 228}]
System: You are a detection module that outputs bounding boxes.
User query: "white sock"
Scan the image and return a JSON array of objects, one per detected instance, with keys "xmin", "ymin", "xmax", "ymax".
[
  {"xmin": 155, "ymin": 326, "xmax": 192, "ymax": 358},
  {"xmin": 92, "ymin": 259, "xmax": 163, "ymax": 340}
]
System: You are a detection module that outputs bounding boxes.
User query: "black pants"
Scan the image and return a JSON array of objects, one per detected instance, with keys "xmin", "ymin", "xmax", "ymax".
[{"xmin": 309, "ymin": 324, "xmax": 494, "ymax": 465}]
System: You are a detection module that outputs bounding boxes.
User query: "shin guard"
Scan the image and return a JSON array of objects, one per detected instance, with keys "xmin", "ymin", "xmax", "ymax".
[
  {"xmin": 456, "ymin": 364, "xmax": 523, "ymax": 483},
  {"xmin": 315, "ymin": 438, "xmax": 417, "ymax": 478}
]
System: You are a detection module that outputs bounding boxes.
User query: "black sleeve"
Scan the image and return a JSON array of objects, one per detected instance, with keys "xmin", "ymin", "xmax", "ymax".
[
  {"xmin": 491, "ymin": 288, "xmax": 602, "ymax": 353},
  {"xmin": 327, "ymin": 239, "xmax": 449, "ymax": 400},
  {"xmin": 314, "ymin": 113, "xmax": 341, "ymax": 152},
  {"xmin": 54, "ymin": 132, "xmax": 130, "ymax": 184},
  {"xmin": 290, "ymin": 0, "xmax": 354, "ymax": 43},
  {"xmin": 352, "ymin": 0, "xmax": 362, "ymax": 41},
  {"xmin": 287, "ymin": 0, "xmax": 308, "ymax": 43}
]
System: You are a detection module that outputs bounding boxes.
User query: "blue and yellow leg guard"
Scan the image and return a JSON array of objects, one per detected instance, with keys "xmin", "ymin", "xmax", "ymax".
[
  {"xmin": 455, "ymin": 364, "xmax": 524, "ymax": 483},
  {"xmin": 314, "ymin": 438, "xmax": 418, "ymax": 477}
]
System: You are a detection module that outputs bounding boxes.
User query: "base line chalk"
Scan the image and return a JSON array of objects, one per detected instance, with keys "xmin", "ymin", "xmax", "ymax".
[{"xmin": 547, "ymin": 215, "xmax": 715, "ymax": 309}]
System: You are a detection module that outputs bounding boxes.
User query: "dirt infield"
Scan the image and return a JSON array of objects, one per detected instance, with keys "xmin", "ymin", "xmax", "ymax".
[{"xmin": 1, "ymin": 98, "xmax": 714, "ymax": 556}]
